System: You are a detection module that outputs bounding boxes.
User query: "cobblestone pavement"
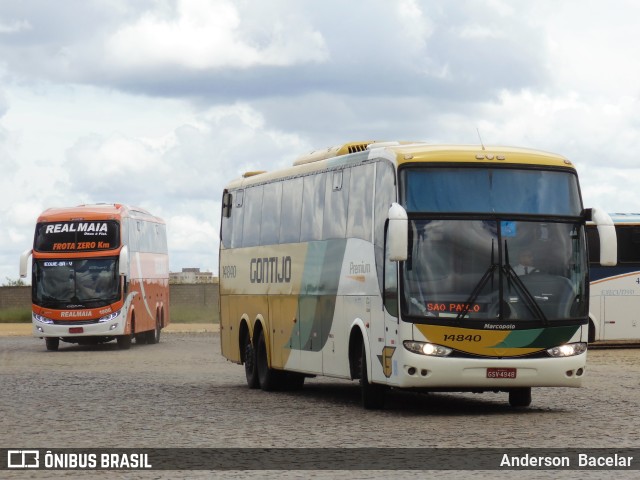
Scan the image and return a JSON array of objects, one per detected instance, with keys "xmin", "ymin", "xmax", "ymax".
[{"xmin": 1, "ymin": 332, "xmax": 639, "ymax": 479}]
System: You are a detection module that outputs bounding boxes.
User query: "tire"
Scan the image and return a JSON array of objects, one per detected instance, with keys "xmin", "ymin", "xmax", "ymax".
[
  {"xmin": 45, "ymin": 337, "xmax": 59, "ymax": 351},
  {"xmin": 282, "ymin": 373, "xmax": 305, "ymax": 391},
  {"xmin": 359, "ymin": 342, "xmax": 385, "ymax": 409},
  {"xmin": 244, "ymin": 332, "xmax": 260, "ymax": 389},
  {"xmin": 147, "ymin": 317, "xmax": 161, "ymax": 345},
  {"xmin": 117, "ymin": 334, "xmax": 132, "ymax": 350},
  {"xmin": 509, "ymin": 388, "xmax": 532, "ymax": 408},
  {"xmin": 256, "ymin": 329, "xmax": 281, "ymax": 391}
]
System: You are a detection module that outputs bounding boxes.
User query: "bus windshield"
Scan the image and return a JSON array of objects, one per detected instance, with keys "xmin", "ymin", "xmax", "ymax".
[
  {"xmin": 403, "ymin": 167, "xmax": 582, "ymax": 216},
  {"xmin": 402, "ymin": 219, "xmax": 588, "ymax": 324},
  {"xmin": 33, "ymin": 258, "xmax": 120, "ymax": 309}
]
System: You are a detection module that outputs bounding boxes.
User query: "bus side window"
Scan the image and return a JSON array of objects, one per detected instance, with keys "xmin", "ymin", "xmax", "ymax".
[
  {"xmin": 280, "ymin": 177, "xmax": 303, "ymax": 244},
  {"xmin": 230, "ymin": 189, "xmax": 244, "ymax": 248},
  {"xmin": 261, "ymin": 182, "xmax": 282, "ymax": 245},
  {"xmin": 221, "ymin": 193, "xmax": 232, "ymax": 247},
  {"xmin": 347, "ymin": 164, "xmax": 374, "ymax": 241},
  {"xmin": 301, "ymin": 173, "xmax": 326, "ymax": 242},
  {"xmin": 374, "ymin": 160, "xmax": 397, "ymax": 311},
  {"xmin": 323, "ymin": 169, "xmax": 349, "ymax": 240},
  {"xmin": 618, "ymin": 226, "xmax": 640, "ymax": 263},
  {"xmin": 242, "ymin": 186, "xmax": 264, "ymax": 248},
  {"xmin": 384, "ymin": 229, "xmax": 399, "ymax": 318},
  {"xmin": 586, "ymin": 226, "xmax": 600, "ymax": 264}
]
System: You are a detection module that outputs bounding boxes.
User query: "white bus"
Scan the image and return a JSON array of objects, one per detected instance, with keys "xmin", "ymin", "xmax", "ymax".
[
  {"xmin": 218, "ymin": 141, "xmax": 617, "ymax": 409},
  {"xmin": 587, "ymin": 213, "xmax": 640, "ymax": 344}
]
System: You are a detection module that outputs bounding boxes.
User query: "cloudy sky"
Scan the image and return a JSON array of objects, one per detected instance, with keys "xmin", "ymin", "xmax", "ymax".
[{"xmin": 1, "ymin": 0, "xmax": 640, "ymax": 282}]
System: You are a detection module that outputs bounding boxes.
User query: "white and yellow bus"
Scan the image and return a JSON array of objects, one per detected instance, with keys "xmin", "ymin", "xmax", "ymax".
[
  {"xmin": 20, "ymin": 203, "xmax": 170, "ymax": 351},
  {"xmin": 587, "ymin": 213, "xmax": 640, "ymax": 344},
  {"xmin": 218, "ymin": 141, "xmax": 617, "ymax": 408}
]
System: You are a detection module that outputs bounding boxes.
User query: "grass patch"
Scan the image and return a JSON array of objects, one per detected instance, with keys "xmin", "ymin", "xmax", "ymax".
[
  {"xmin": 0, "ymin": 306, "xmax": 219, "ymax": 324},
  {"xmin": 169, "ymin": 305, "xmax": 219, "ymax": 324},
  {"xmin": 0, "ymin": 307, "xmax": 32, "ymax": 323}
]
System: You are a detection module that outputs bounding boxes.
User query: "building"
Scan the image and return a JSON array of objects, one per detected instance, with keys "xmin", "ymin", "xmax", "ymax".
[{"xmin": 169, "ymin": 268, "xmax": 218, "ymax": 284}]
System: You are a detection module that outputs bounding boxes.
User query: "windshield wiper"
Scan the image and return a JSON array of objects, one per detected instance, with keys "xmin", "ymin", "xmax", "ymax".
[
  {"xmin": 37, "ymin": 294, "xmax": 66, "ymax": 307},
  {"xmin": 456, "ymin": 240, "xmax": 497, "ymax": 322},
  {"xmin": 503, "ymin": 241, "xmax": 548, "ymax": 325}
]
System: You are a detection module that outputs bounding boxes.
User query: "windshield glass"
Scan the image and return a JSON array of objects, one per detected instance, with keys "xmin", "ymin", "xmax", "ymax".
[
  {"xmin": 402, "ymin": 219, "xmax": 588, "ymax": 324},
  {"xmin": 403, "ymin": 168, "xmax": 582, "ymax": 216},
  {"xmin": 33, "ymin": 258, "xmax": 119, "ymax": 309}
]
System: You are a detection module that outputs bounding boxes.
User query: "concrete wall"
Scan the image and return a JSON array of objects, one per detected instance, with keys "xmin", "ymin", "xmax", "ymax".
[
  {"xmin": 0, "ymin": 286, "xmax": 31, "ymax": 309},
  {"xmin": 0, "ymin": 284, "xmax": 220, "ymax": 312}
]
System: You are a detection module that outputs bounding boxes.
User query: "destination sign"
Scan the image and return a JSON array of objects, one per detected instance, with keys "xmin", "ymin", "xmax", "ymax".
[
  {"xmin": 34, "ymin": 221, "xmax": 120, "ymax": 252},
  {"xmin": 425, "ymin": 301, "xmax": 487, "ymax": 314}
]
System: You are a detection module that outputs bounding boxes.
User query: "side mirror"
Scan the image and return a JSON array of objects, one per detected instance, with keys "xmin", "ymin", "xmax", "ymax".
[
  {"xmin": 119, "ymin": 246, "xmax": 130, "ymax": 277},
  {"xmin": 388, "ymin": 203, "xmax": 408, "ymax": 262},
  {"xmin": 591, "ymin": 208, "xmax": 617, "ymax": 266},
  {"xmin": 19, "ymin": 249, "xmax": 32, "ymax": 278}
]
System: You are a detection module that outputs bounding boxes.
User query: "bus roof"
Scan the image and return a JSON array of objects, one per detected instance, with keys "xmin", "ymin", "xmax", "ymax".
[
  {"xmin": 226, "ymin": 141, "xmax": 575, "ymax": 190},
  {"xmin": 36, "ymin": 203, "xmax": 164, "ymax": 224},
  {"xmin": 608, "ymin": 213, "xmax": 640, "ymax": 224}
]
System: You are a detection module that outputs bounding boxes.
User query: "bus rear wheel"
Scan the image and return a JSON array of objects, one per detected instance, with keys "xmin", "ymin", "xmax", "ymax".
[
  {"xmin": 147, "ymin": 317, "xmax": 161, "ymax": 344},
  {"xmin": 256, "ymin": 329, "xmax": 280, "ymax": 391},
  {"xmin": 244, "ymin": 331, "xmax": 260, "ymax": 389},
  {"xmin": 509, "ymin": 388, "xmax": 532, "ymax": 408},
  {"xmin": 45, "ymin": 337, "xmax": 59, "ymax": 351}
]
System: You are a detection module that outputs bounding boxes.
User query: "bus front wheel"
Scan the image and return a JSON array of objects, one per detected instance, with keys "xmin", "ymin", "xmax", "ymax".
[
  {"xmin": 359, "ymin": 343, "xmax": 385, "ymax": 410},
  {"xmin": 45, "ymin": 337, "xmax": 59, "ymax": 351},
  {"xmin": 117, "ymin": 334, "xmax": 132, "ymax": 350},
  {"xmin": 509, "ymin": 388, "xmax": 532, "ymax": 408}
]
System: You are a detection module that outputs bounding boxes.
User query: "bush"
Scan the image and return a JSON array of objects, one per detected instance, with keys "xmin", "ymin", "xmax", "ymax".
[
  {"xmin": 169, "ymin": 305, "xmax": 219, "ymax": 324},
  {"xmin": 0, "ymin": 307, "xmax": 32, "ymax": 323}
]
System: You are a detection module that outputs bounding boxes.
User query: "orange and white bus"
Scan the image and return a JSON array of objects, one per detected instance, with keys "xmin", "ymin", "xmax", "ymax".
[
  {"xmin": 219, "ymin": 141, "xmax": 617, "ymax": 409},
  {"xmin": 20, "ymin": 203, "xmax": 169, "ymax": 351}
]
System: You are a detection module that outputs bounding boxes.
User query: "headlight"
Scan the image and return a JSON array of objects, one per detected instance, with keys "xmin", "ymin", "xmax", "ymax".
[
  {"xmin": 33, "ymin": 313, "xmax": 54, "ymax": 324},
  {"xmin": 98, "ymin": 311, "xmax": 120, "ymax": 323},
  {"xmin": 403, "ymin": 340, "xmax": 452, "ymax": 357},
  {"xmin": 547, "ymin": 342, "xmax": 587, "ymax": 357}
]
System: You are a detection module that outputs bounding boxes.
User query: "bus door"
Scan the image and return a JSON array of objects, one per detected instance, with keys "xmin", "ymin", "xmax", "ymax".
[
  {"xmin": 604, "ymin": 295, "xmax": 640, "ymax": 340},
  {"xmin": 368, "ymin": 295, "xmax": 398, "ymax": 384}
]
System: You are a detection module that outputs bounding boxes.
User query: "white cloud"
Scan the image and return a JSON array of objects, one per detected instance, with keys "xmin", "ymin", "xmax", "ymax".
[
  {"xmin": 0, "ymin": 19, "xmax": 31, "ymax": 34},
  {"xmin": 3, "ymin": 0, "xmax": 640, "ymax": 282},
  {"xmin": 105, "ymin": 0, "xmax": 329, "ymax": 71}
]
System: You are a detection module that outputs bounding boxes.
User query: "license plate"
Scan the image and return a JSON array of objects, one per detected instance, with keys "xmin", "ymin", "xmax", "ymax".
[
  {"xmin": 487, "ymin": 367, "xmax": 517, "ymax": 379},
  {"xmin": 69, "ymin": 327, "xmax": 84, "ymax": 334}
]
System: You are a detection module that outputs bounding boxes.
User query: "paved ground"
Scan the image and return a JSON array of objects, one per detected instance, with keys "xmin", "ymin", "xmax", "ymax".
[
  {"xmin": 1, "ymin": 329, "xmax": 639, "ymax": 479},
  {"xmin": 0, "ymin": 322, "xmax": 218, "ymax": 336}
]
